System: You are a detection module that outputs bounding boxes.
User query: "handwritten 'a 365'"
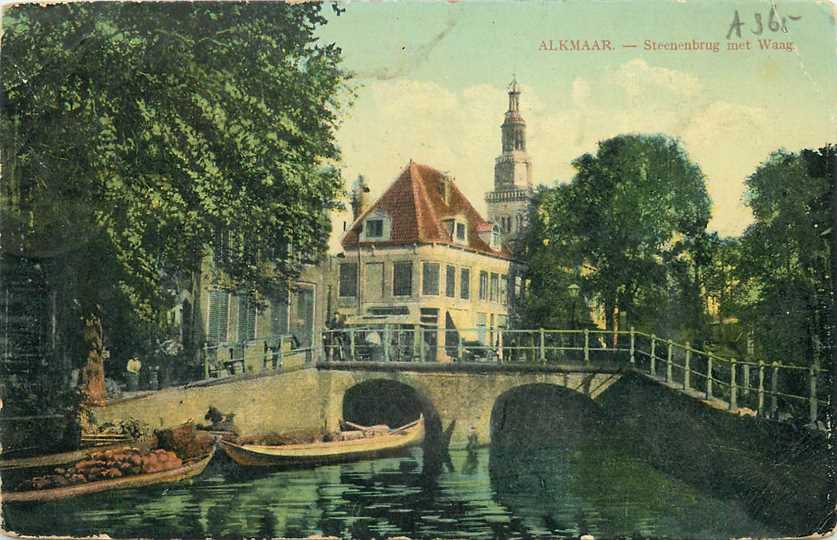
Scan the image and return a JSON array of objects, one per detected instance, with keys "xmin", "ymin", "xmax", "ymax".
[{"xmin": 727, "ymin": 8, "xmax": 801, "ymax": 39}]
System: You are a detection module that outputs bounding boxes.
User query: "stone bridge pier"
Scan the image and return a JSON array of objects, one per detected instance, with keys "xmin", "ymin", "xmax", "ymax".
[{"xmin": 317, "ymin": 363, "xmax": 622, "ymax": 448}]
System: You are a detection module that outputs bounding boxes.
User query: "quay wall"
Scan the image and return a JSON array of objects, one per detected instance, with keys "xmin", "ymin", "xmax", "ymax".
[{"xmin": 96, "ymin": 368, "xmax": 326, "ymax": 436}]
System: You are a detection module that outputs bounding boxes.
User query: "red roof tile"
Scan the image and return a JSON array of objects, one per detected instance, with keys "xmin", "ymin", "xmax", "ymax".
[{"xmin": 342, "ymin": 161, "xmax": 510, "ymax": 258}]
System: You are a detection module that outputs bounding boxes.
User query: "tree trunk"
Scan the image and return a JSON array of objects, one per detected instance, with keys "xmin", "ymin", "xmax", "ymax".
[
  {"xmin": 190, "ymin": 268, "xmax": 203, "ymax": 371},
  {"xmin": 80, "ymin": 314, "xmax": 107, "ymax": 407}
]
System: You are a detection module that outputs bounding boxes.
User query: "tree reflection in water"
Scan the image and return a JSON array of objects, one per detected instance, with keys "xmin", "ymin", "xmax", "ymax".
[{"xmin": 3, "ymin": 436, "xmax": 779, "ymax": 539}]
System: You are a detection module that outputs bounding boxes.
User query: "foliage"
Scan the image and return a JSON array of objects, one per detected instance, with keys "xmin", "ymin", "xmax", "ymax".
[
  {"xmin": 1, "ymin": 3, "xmax": 350, "ymax": 362},
  {"xmin": 525, "ymin": 134, "xmax": 711, "ymax": 337},
  {"xmin": 518, "ymin": 188, "xmax": 592, "ymax": 329},
  {"xmin": 723, "ymin": 146, "xmax": 833, "ymax": 365}
]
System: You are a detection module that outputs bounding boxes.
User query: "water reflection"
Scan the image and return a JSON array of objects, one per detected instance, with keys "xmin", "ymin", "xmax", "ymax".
[{"xmin": 3, "ymin": 439, "xmax": 777, "ymax": 539}]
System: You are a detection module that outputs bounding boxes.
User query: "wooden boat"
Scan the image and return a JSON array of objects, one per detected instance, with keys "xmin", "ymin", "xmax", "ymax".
[
  {"xmin": 1, "ymin": 447, "xmax": 215, "ymax": 503},
  {"xmin": 219, "ymin": 415, "xmax": 424, "ymax": 467},
  {"xmin": 0, "ymin": 435, "xmax": 157, "ymax": 472}
]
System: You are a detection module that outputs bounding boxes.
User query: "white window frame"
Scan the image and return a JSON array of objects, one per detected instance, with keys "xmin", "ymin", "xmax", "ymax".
[
  {"xmin": 455, "ymin": 221, "xmax": 467, "ymax": 244},
  {"xmin": 361, "ymin": 209, "xmax": 392, "ymax": 241},
  {"xmin": 422, "ymin": 261, "xmax": 441, "ymax": 296}
]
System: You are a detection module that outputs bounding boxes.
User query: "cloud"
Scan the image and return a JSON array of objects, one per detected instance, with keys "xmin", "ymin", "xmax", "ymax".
[
  {"xmin": 608, "ymin": 58, "xmax": 702, "ymax": 99},
  {"xmin": 571, "ymin": 77, "xmax": 591, "ymax": 106},
  {"xmin": 679, "ymin": 101, "xmax": 769, "ymax": 236},
  {"xmin": 330, "ymin": 57, "xmax": 823, "ymax": 249}
]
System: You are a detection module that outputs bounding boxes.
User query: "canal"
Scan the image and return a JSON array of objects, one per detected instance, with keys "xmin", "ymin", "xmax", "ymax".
[{"xmin": 3, "ymin": 433, "xmax": 778, "ymax": 539}]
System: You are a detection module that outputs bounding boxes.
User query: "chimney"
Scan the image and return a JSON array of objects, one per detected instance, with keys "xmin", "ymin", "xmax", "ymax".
[
  {"xmin": 441, "ymin": 173, "xmax": 453, "ymax": 206},
  {"xmin": 351, "ymin": 175, "xmax": 370, "ymax": 221}
]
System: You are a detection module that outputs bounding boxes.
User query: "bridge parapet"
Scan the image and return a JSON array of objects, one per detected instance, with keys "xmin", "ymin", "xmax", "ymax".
[{"xmin": 322, "ymin": 327, "xmax": 830, "ymax": 427}]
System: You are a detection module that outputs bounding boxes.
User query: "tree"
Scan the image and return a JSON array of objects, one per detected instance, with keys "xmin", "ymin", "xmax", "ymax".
[
  {"xmin": 732, "ymin": 146, "xmax": 833, "ymax": 367},
  {"xmin": 1, "ymin": 3, "xmax": 350, "ymax": 369},
  {"xmin": 519, "ymin": 187, "xmax": 592, "ymax": 329},
  {"xmin": 527, "ymin": 134, "xmax": 711, "ymax": 338}
]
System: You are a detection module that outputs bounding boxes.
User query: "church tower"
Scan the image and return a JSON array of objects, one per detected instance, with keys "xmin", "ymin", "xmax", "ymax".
[{"xmin": 486, "ymin": 77, "xmax": 534, "ymax": 245}]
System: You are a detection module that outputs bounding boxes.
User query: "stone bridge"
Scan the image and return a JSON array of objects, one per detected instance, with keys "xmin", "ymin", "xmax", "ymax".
[
  {"xmin": 97, "ymin": 328, "xmax": 828, "ymax": 450},
  {"xmin": 97, "ymin": 362, "xmax": 623, "ymax": 448}
]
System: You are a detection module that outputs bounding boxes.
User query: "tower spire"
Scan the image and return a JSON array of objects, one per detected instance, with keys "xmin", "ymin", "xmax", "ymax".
[
  {"xmin": 507, "ymin": 75, "xmax": 520, "ymax": 112},
  {"xmin": 492, "ymin": 76, "xmax": 532, "ymax": 190},
  {"xmin": 501, "ymin": 76, "xmax": 526, "ymax": 154}
]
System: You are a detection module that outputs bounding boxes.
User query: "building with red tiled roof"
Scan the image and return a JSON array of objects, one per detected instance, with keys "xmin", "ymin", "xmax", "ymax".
[
  {"xmin": 342, "ymin": 160, "xmax": 511, "ymax": 259},
  {"xmin": 335, "ymin": 128, "xmax": 533, "ymax": 360}
]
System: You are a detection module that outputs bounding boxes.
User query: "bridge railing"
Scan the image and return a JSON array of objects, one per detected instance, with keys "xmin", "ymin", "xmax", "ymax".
[
  {"xmin": 201, "ymin": 336, "xmax": 315, "ymax": 380},
  {"xmin": 322, "ymin": 326, "xmax": 830, "ymax": 426},
  {"xmin": 632, "ymin": 331, "xmax": 830, "ymax": 426},
  {"xmin": 321, "ymin": 327, "xmax": 633, "ymax": 366}
]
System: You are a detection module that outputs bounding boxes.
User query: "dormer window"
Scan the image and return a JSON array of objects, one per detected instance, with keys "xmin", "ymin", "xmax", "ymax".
[
  {"xmin": 443, "ymin": 216, "xmax": 468, "ymax": 245},
  {"xmin": 366, "ymin": 219, "xmax": 384, "ymax": 238},
  {"xmin": 455, "ymin": 222, "xmax": 466, "ymax": 242},
  {"xmin": 490, "ymin": 224, "xmax": 501, "ymax": 250},
  {"xmin": 360, "ymin": 208, "xmax": 392, "ymax": 242},
  {"xmin": 360, "ymin": 209, "xmax": 391, "ymax": 241}
]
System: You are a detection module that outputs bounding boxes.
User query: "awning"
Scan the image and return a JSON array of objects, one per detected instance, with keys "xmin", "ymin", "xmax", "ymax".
[{"xmin": 446, "ymin": 308, "xmax": 472, "ymax": 331}]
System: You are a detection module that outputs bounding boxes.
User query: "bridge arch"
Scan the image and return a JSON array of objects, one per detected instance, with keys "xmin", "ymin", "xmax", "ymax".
[
  {"xmin": 341, "ymin": 378, "xmax": 445, "ymax": 451},
  {"xmin": 490, "ymin": 383, "xmax": 604, "ymax": 448}
]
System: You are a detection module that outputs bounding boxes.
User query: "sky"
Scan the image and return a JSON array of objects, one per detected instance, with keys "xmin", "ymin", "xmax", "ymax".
[{"xmin": 318, "ymin": 1, "xmax": 836, "ymax": 251}]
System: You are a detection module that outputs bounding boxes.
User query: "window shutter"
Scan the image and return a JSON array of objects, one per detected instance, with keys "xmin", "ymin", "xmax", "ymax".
[
  {"xmin": 208, "ymin": 290, "xmax": 229, "ymax": 343},
  {"xmin": 237, "ymin": 294, "xmax": 256, "ymax": 342}
]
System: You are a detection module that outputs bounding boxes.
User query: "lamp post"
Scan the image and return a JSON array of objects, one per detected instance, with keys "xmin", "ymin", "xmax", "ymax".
[{"xmin": 568, "ymin": 283, "xmax": 580, "ymax": 361}]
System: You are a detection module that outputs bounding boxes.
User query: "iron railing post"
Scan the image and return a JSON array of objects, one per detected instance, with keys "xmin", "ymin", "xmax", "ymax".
[
  {"xmin": 809, "ymin": 362, "xmax": 818, "ymax": 424},
  {"xmin": 457, "ymin": 332, "xmax": 464, "ymax": 361},
  {"xmin": 770, "ymin": 361, "xmax": 779, "ymax": 417},
  {"xmin": 706, "ymin": 355, "xmax": 713, "ymax": 400},
  {"xmin": 539, "ymin": 328, "xmax": 546, "ymax": 363},
  {"xmin": 383, "ymin": 326, "xmax": 390, "ymax": 362},
  {"xmin": 498, "ymin": 329, "xmax": 504, "ymax": 362},
  {"xmin": 666, "ymin": 340, "xmax": 673, "ymax": 383},
  {"xmin": 684, "ymin": 342, "xmax": 691, "ymax": 390},
  {"xmin": 583, "ymin": 329, "xmax": 590, "ymax": 365},
  {"xmin": 418, "ymin": 326, "xmax": 425, "ymax": 362},
  {"xmin": 729, "ymin": 358, "xmax": 737, "ymax": 412},
  {"xmin": 414, "ymin": 325, "xmax": 421, "ymax": 362},
  {"xmin": 757, "ymin": 360, "xmax": 765, "ymax": 415},
  {"xmin": 649, "ymin": 335, "xmax": 656, "ymax": 377},
  {"xmin": 742, "ymin": 363, "xmax": 750, "ymax": 397},
  {"xmin": 629, "ymin": 326, "xmax": 635, "ymax": 365},
  {"xmin": 350, "ymin": 328, "xmax": 356, "ymax": 359}
]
